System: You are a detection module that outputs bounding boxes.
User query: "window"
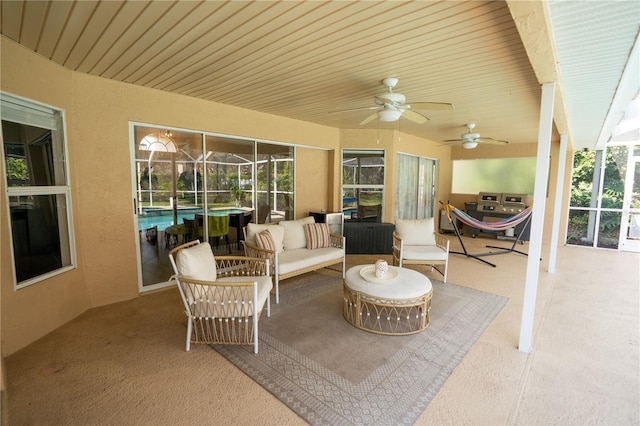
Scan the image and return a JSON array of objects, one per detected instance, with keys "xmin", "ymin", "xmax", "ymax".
[
  {"xmin": 342, "ymin": 149, "xmax": 384, "ymax": 222},
  {"xmin": 567, "ymin": 144, "xmax": 635, "ymax": 249},
  {"xmin": 1, "ymin": 93, "xmax": 74, "ymax": 287}
]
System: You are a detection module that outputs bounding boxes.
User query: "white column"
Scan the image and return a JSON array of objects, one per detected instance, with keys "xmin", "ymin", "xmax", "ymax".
[
  {"xmin": 548, "ymin": 133, "xmax": 568, "ymax": 273},
  {"xmin": 519, "ymin": 82, "xmax": 556, "ymax": 353}
]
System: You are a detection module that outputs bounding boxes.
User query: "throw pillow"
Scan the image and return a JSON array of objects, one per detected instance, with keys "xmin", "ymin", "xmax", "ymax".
[
  {"xmin": 246, "ymin": 223, "xmax": 284, "ymax": 252},
  {"xmin": 255, "ymin": 230, "xmax": 276, "ymax": 251},
  {"xmin": 304, "ymin": 223, "xmax": 331, "ymax": 249},
  {"xmin": 175, "ymin": 242, "xmax": 217, "ymax": 281}
]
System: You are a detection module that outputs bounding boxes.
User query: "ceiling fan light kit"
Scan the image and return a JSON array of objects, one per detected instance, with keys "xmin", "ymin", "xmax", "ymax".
[
  {"xmin": 462, "ymin": 141, "xmax": 478, "ymax": 149},
  {"xmin": 378, "ymin": 108, "xmax": 402, "ymax": 122}
]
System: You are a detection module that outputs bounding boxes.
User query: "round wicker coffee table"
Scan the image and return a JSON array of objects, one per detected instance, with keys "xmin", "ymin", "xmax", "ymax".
[{"xmin": 343, "ymin": 264, "xmax": 433, "ymax": 335}]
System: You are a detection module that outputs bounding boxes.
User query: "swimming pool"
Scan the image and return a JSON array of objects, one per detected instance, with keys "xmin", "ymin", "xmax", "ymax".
[{"xmin": 137, "ymin": 208, "xmax": 249, "ymax": 231}]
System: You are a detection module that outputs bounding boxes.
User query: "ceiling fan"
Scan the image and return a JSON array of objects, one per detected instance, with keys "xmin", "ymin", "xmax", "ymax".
[
  {"xmin": 333, "ymin": 77, "xmax": 453, "ymax": 125},
  {"xmin": 443, "ymin": 122, "xmax": 509, "ymax": 149}
]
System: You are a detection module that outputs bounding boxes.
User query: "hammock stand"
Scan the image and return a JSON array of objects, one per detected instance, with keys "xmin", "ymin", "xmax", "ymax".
[{"xmin": 443, "ymin": 203, "xmax": 532, "ymax": 267}]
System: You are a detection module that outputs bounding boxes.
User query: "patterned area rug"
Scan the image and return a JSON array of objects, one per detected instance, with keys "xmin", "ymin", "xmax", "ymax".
[{"xmin": 213, "ymin": 273, "xmax": 507, "ymax": 425}]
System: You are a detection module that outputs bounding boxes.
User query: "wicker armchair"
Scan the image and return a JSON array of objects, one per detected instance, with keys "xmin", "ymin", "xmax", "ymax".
[
  {"xmin": 392, "ymin": 217, "xmax": 449, "ymax": 283},
  {"xmin": 168, "ymin": 240, "xmax": 272, "ymax": 353}
]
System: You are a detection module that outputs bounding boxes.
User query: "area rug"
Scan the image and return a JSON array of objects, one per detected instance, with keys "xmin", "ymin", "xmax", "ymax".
[{"xmin": 213, "ymin": 274, "xmax": 508, "ymax": 425}]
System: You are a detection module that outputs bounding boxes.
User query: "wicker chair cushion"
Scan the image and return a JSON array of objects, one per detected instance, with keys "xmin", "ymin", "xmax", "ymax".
[
  {"xmin": 402, "ymin": 245, "xmax": 448, "ymax": 261},
  {"xmin": 175, "ymin": 241, "xmax": 217, "ymax": 281},
  {"xmin": 395, "ymin": 218, "xmax": 437, "ymax": 246},
  {"xmin": 189, "ymin": 275, "xmax": 273, "ymax": 317}
]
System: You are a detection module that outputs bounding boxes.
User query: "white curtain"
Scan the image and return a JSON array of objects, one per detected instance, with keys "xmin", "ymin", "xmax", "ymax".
[{"xmin": 396, "ymin": 153, "xmax": 436, "ymax": 220}]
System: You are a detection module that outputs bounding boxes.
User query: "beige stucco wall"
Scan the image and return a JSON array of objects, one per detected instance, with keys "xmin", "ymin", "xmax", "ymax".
[
  {"xmin": 1, "ymin": 36, "xmax": 569, "ymax": 359},
  {"xmin": 295, "ymin": 146, "xmax": 331, "ymax": 218}
]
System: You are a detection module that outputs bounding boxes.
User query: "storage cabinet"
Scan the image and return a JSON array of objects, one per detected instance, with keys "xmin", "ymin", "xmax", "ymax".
[{"xmin": 343, "ymin": 222, "xmax": 395, "ymax": 254}]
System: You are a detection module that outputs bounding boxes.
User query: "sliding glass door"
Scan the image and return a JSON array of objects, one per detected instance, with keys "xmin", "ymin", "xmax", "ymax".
[
  {"xmin": 132, "ymin": 124, "xmax": 296, "ymax": 292},
  {"xmin": 257, "ymin": 143, "xmax": 294, "ymax": 223},
  {"xmin": 568, "ymin": 141, "xmax": 640, "ymax": 252}
]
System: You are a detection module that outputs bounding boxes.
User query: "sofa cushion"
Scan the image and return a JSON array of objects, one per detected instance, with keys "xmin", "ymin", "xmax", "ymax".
[
  {"xmin": 175, "ymin": 242, "xmax": 216, "ymax": 281},
  {"xmin": 278, "ymin": 216, "xmax": 315, "ymax": 250},
  {"xmin": 304, "ymin": 223, "xmax": 331, "ymax": 249},
  {"xmin": 246, "ymin": 223, "xmax": 284, "ymax": 252},
  {"xmin": 395, "ymin": 218, "xmax": 436, "ymax": 246},
  {"xmin": 255, "ymin": 230, "xmax": 276, "ymax": 251},
  {"xmin": 278, "ymin": 247, "xmax": 344, "ymax": 275}
]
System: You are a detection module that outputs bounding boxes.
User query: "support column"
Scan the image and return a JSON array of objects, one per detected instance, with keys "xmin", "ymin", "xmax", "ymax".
[
  {"xmin": 548, "ymin": 133, "xmax": 568, "ymax": 273},
  {"xmin": 519, "ymin": 82, "xmax": 556, "ymax": 353}
]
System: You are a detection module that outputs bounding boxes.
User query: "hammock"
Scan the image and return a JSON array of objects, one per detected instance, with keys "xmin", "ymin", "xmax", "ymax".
[
  {"xmin": 441, "ymin": 202, "xmax": 533, "ymax": 267},
  {"xmin": 444, "ymin": 203, "xmax": 533, "ymax": 232}
]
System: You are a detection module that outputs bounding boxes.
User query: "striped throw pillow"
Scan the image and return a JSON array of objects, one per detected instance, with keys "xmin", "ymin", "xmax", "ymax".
[
  {"xmin": 255, "ymin": 230, "xmax": 276, "ymax": 251},
  {"xmin": 304, "ymin": 223, "xmax": 331, "ymax": 249}
]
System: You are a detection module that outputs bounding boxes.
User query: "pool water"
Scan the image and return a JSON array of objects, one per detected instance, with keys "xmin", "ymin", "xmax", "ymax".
[{"xmin": 137, "ymin": 208, "xmax": 247, "ymax": 231}]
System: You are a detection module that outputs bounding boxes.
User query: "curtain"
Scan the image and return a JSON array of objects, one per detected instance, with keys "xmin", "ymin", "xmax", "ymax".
[{"xmin": 396, "ymin": 153, "xmax": 436, "ymax": 220}]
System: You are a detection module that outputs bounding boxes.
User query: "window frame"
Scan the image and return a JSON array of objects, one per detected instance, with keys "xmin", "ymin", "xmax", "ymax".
[
  {"xmin": 1, "ymin": 92, "xmax": 76, "ymax": 289},
  {"xmin": 341, "ymin": 149, "xmax": 385, "ymax": 221}
]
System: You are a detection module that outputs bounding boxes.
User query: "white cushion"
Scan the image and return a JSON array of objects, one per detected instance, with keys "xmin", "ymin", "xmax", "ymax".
[
  {"xmin": 278, "ymin": 216, "xmax": 315, "ymax": 250},
  {"xmin": 277, "ymin": 247, "xmax": 344, "ymax": 275},
  {"xmin": 246, "ymin": 223, "xmax": 284, "ymax": 252},
  {"xmin": 395, "ymin": 218, "xmax": 436, "ymax": 246},
  {"xmin": 403, "ymin": 245, "xmax": 448, "ymax": 261},
  {"xmin": 175, "ymin": 242, "xmax": 216, "ymax": 280},
  {"xmin": 188, "ymin": 276, "xmax": 273, "ymax": 318}
]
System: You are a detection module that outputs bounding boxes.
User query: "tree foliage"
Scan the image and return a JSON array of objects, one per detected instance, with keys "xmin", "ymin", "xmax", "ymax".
[{"xmin": 568, "ymin": 146, "xmax": 628, "ymax": 248}]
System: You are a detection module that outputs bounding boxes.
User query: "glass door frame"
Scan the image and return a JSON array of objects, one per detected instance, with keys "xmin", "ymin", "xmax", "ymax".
[
  {"xmin": 619, "ymin": 145, "xmax": 640, "ymax": 251},
  {"xmin": 130, "ymin": 123, "xmax": 297, "ymax": 293},
  {"xmin": 567, "ymin": 140, "xmax": 640, "ymax": 252}
]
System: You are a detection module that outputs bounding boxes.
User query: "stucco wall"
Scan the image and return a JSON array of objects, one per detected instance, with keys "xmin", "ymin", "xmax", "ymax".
[{"xmin": 295, "ymin": 146, "xmax": 331, "ymax": 218}]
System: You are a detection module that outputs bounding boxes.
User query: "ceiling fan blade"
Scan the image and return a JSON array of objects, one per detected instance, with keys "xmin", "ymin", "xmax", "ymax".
[
  {"xmin": 477, "ymin": 137, "xmax": 509, "ymax": 145},
  {"xmin": 329, "ymin": 106, "xmax": 380, "ymax": 114},
  {"xmin": 360, "ymin": 113, "xmax": 378, "ymax": 125},
  {"xmin": 442, "ymin": 138, "xmax": 464, "ymax": 142},
  {"xmin": 402, "ymin": 109, "xmax": 429, "ymax": 124},
  {"xmin": 409, "ymin": 102, "xmax": 454, "ymax": 111}
]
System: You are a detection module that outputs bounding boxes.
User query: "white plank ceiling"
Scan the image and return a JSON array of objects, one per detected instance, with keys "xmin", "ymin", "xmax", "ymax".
[{"xmin": 1, "ymin": 0, "xmax": 638, "ymax": 149}]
